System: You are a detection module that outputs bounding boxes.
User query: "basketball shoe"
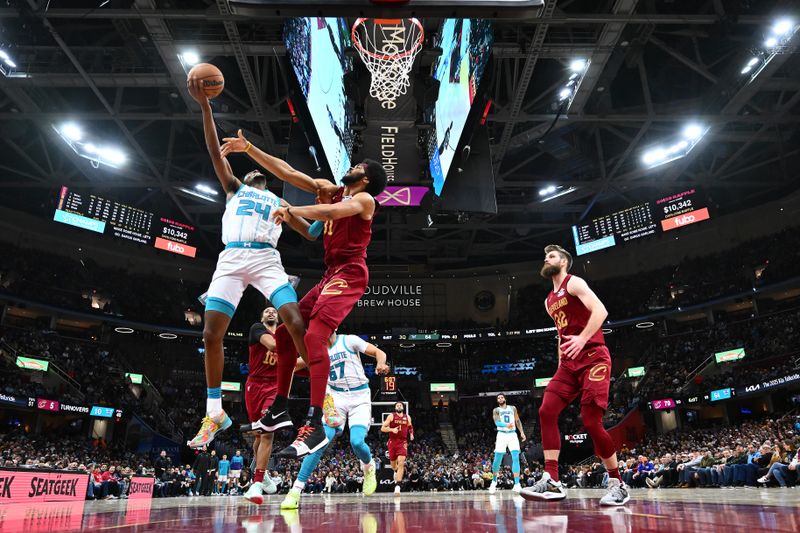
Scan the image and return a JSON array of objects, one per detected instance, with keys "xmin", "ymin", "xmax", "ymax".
[
  {"xmin": 281, "ymin": 488, "xmax": 301, "ymax": 510},
  {"xmin": 599, "ymin": 478, "xmax": 630, "ymax": 506},
  {"xmin": 275, "ymin": 422, "xmax": 329, "ymax": 459},
  {"xmin": 243, "ymin": 482, "xmax": 265, "ymax": 505},
  {"xmin": 362, "ymin": 460, "xmax": 377, "ymax": 496},
  {"xmin": 488, "ymin": 480, "xmax": 497, "ymax": 493},
  {"xmin": 519, "ymin": 472, "xmax": 567, "ymax": 501},
  {"xmin": 240, "ymin": 407, "xmax": 293, "ymax": 434},
  {"xmin": 188, "ymin": 412, "xmax": 231, "ymax": 449}
]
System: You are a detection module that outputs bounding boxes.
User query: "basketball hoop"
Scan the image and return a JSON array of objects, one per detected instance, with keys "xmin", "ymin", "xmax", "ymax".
[{"xmin": 352, "ymin": 18, "xmax": 424, "ymax": 108}]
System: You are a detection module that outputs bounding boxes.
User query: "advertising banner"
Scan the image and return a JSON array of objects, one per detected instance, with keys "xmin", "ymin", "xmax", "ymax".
[
  {"xmin": 127, "ymin": 477, "xmax": 155, "ymax": 500},
  {"xmin": 0, "ymin": 468, "xmax": 89, "ymax": 504}
]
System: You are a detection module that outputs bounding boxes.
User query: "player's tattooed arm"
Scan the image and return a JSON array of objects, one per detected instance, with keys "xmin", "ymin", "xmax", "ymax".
[{"xmin": 514, "ymin": 406, "xmax": 526, "ymax": 442}]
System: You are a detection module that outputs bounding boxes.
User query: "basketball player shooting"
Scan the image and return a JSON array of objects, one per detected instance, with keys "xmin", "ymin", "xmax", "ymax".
[
  {"xmin": 185, "ymin": 79, "xmax": 311, "ymax": 449},
  {"xmin": 224, "ymin": 131, "xmax": 388, "ymax": 459},
  {"xmin": 520, "ymin": 245, "xmax": 629, "ymax": 506},
  {"xmin": 489, "ymin": 393, "xmax": 526, "ymax": 493},
  {"xmin": 381, "ymin": 401, "xmax": 413, "ymax": 494}
]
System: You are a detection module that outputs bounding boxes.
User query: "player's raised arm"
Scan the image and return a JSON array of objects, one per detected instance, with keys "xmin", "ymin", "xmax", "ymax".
[
  {"xmin": 514, "ymin": 406, "xmax": 526, "ymax": 442},
  {"xmin": 360, "ymin": 342, "xmax": 389, "ymax": 375},
  {"xmin": 381, "ymin": 414, "xmax": 397, "ymax": 433},
  {"xmin": 187, "ymin": 79, "xmax": 241, "ymax": 197},
  {"xmin": 220, "ymin": 130, "xmax": 336, "ymax": 196},
  {"xmin": 560, "ymin": 276, "xmax": 609, "ymax": 359},
  {"xmin": 278, "ymin": 200, "xmax": 320, "ymax": 242},
  {"xmin": 273, "ymin": 193, "xmax": 375, "ymax": 224}
]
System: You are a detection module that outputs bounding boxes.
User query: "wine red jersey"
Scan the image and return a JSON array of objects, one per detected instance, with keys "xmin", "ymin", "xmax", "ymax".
[
  {"xmin": 388, "ymin": 413, "xmax": 411, "ymax": 441},
  {"xmin": 247, "ymin": 322, "xmax": 278, "ymax": 381},
  {"xmin": 322, "ymin": 188, "xmax": 374, "ymax": 267},
  {"xmin": 545, "ymin": 274, "xmax": 605, "ymax": 349}
]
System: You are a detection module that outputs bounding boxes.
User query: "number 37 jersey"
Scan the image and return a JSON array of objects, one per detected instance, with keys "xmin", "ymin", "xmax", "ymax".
[{"xmin": 222, "ymin": 184, "xmax": 283, "ymax": 246}]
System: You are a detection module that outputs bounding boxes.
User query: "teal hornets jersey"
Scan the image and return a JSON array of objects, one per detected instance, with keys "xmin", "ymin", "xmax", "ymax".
[
  {"xmin": 496, "ymin": 405, "xmax": 516, "ymax": 433},
  {"xmin": 221, "ymin": 184, "xmax": 283, "ymax": 245}
]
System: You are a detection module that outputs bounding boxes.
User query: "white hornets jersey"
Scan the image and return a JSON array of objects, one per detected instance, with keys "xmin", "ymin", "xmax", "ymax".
[
  {"xmin": 221, "ymin": 184, "xmax": 283, "ymax": 246},
  {"xmin": 496, "ymin": 405, "xmax": 516, "ymax": 433},
  {"xmin": 327, "ymin": 334, "xmax": 370, "ymax": 390}
]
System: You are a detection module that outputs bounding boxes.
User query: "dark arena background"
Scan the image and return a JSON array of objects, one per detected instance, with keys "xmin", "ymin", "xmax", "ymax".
[{"xmin": 1, "ymin": 0, "xmax": 800, "ymax": 531}]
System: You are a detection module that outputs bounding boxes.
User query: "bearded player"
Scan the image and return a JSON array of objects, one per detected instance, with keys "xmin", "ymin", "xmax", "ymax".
[
  {"xmin": 186, "ymin": 78, "xmax": 309, "ymax": 449},
  {"xmin": 381, "ymin": 401, "xmax": 413, "ymax": 494},
  {"xmin": 225, "ymin": 131, "xmax": 387, "ymax": 459},
  {"xmin": 280, "ymin": 331, "xmax": 390, "ymax": 510},
  {"xmin": 489, "ymin": 394, "xmax": 526, "ymax": 494},
  {"xmin": 521, "ymin": 245, "xmax": 629, "ymax": 506},
  {"xmin": 241, "ymin": 307, "xmax": 282, "ymax": 504}
]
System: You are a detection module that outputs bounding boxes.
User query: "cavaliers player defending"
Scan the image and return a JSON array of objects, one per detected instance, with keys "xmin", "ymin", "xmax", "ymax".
[
  {"xmin": 224, "ymin": 131, "xmax": 387, "ymax": 459},
  {"xmin": 242, "ymin": 306, "xmax": 281, "ymax": 504},
  {"xmin": 521, "ymin": 245, "xmax": 629, "ymax": 506},
  {"xmin": 381, "ymin": 401, "xmax": 414, "ymax": 494}
]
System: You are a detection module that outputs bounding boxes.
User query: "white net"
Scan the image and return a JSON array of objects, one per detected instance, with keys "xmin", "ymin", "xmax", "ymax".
[{"xmin": 352, "ymin": 18, "xmax": 424, "ymax": 107}]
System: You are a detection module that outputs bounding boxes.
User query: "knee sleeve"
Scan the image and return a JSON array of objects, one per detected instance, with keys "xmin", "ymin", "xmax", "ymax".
[
  {"xmin": 511, "ymin": 451, "xmax": 520, "ymax": 475},
  {"xmin": 349, "ymin": 425, "xmax": 372, "ymax": 464},
  {"xmin": 539, "ymin": 392, "xmax": 569, "ymax": 451},
  {"xmin": 580, "ymin": 403, "xmax": 616, "ymax": 459}
]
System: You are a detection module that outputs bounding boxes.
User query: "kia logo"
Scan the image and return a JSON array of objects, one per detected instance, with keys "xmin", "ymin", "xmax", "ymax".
[{"xmin": 379, "ymin": 479, "xmax": 394, "ymax": 485}]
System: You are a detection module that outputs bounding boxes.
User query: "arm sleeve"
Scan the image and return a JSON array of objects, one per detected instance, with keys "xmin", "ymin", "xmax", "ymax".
[
  {"xmin": 345, "ymin": 335, "xmax": 369, "ymax": 354},
  {"xmin": 249, "ymin": 323, "xmax": 268, "ymax": 346}
]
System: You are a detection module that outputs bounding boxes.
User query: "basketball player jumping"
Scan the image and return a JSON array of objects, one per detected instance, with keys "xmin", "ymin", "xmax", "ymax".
[
  {"xmin": 186, "ymin": 79, "xmax": 310, "ymax": 449},
  {"xmin": 241, "ymin": 306, "xmax": 282, "ymax": 504},
  {"xmin": 381, "ymin": 401, "xmax": 413, "ymax": 494},
  {"xmin": 224, "ymin": 131, "xmax": 387, "ymax": 459},
  {"xmin": 280, "ymin": 331, "xmax": 390, "ymax": 510},
  {"xmin": 489, "ymin": 393, "xmax": 526, "ymax": 493},
  {"xmin": 521, "ymin": 245, "xmax": 629, "ymax": 506}
]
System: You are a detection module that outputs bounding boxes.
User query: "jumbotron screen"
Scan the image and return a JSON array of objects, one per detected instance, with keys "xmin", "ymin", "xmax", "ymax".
[
  {"xmin": 572, "ymin": 189, "xmax": 710, "ymax": 255},
  {"xmin": 54, "ymin": 186, "xmax": 197, "ymax": 258}
]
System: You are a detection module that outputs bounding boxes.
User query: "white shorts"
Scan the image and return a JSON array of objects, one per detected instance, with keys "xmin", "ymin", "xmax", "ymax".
[
  {"xmin": 327, "ymin": 387, "xmax": 372, "ymax": 429},
  {"xmin": 229, "ymin": 470, "xmax": 241, "ymax": 480},
  {"xmin": 205, "ymin": 247, "xmax": 296, "ymax": 317},
  {"xmin": 494, "ymin": 431, "xmax": 520, "ymax": 453},
  {"xmin": 218, "ymin": 474, "xmax": 228, "ymax": 483}
]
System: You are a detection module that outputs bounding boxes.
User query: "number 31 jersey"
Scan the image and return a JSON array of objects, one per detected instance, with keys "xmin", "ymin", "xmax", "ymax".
[{"xmin": 222, "ymin": 184, "xmax": 283, "ymax": 246}]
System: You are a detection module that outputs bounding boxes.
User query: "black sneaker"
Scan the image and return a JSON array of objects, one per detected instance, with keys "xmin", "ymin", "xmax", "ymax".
[
  {"xmin": 240, "ymin": 408, "xmax": 293, "ymax": 434},
  {"xmin": 275, "ymin": 423, "xmax": 329, "ymax": 459}
]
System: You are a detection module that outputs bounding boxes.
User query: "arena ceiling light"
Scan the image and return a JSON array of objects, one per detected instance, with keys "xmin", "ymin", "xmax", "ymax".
[
  {"xmin": 0, "ymin": 48, "xmax": 23, "ymax": 78},
  {"xmin": 158, "ymin": 332, "xmax": 178, "ymax": 340},
  {"xmin": 114, "ymin": 327, "xmax": 134, "ymax": 334},
  {"xmin": 53, "ymin": 123, "xmax": 128, "ymax": 168},
  {"xmin": 741, "ymin": 17, "xmax": 798, "ymax": 81},
  {"xmin": 640, "ymin": 123, "xmax": 709, "ymax": 169},
  {"xmin": 540, "ymin": 185, "xmax": 577, "ymax": 202},
  {"xmin": 602, "ymin": 328, "xmax": 613, "ymax": 334},
  {"xmin": 176, "ymin": 185, "xmax": 220, "ymax": 204},
  {"xmin": 195, "ymin": 184, "xmax": 218, "ymax": 196},
  {"xmin": 635, "ymin": 321, "xmax": 655, "ymax": 329},
  {"xmin": 556, "ymin": 58, "xmax": 590, "ymax": 110},
  {"xmin": 178, "ymin": 50, "xmax": 200, "ymax": 72}
]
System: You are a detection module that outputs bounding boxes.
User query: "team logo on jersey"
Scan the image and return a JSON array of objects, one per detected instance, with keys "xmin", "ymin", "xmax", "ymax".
[
  {"xmin": 321, "ymin": 278, "xmax": 349, "ymax": 295},
  {"xmin": 557, "ymin": 289, "xmax": 566, "ymax": 297},
  {"xmin": 588, "ymin": 363, "xmax": 609, "ymax": 382}
]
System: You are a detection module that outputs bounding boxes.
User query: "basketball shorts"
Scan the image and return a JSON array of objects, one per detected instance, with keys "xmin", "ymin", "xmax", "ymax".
[
  {"xmin": 298, "ymin": 262, "xmax": 368, "ymax": 330},
  {"xmin": 245, "ymin": 378, "xmax": 278, "ymax": 423},
  {"xmin": 229, "ymin": 470, "xmax": 241, "ymax": 480},
  {"xmin": 494, "ymin": 431, "xmax": 521, "ymax": 453},
  {"xmin": 326, "ymin": 387, "xmax": 372, "ymax": 429},
  {"xmin": 218, "ymin": 474, "xmax": 228, "ymax": 483},
  {"xmin": 205, "ymin": 247, "xmax": 297, "ymax": 317},
  {"xmin": 545, "ymin": 345, "xmax": 612, "ymax": 410},
  {"xmin": 388, "ymin": 439, "xmax": 408, "ymax": 461}
]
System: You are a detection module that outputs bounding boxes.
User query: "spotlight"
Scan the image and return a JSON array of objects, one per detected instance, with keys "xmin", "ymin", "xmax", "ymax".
[
  {"xmin": 180, "ymin": 50, "xmax": 200, "ymax": 66},
  {"xmin": 195, "ymin": 184, "xmax": 219, "ymax": 196},
  {"xmin": 558, "ymin": 88, "xmax": 572, "ymax": 101},
  {"xmin": 60, "ymin": 123, "xmax": 83, "ymax": 142},
  {"xmin": 682, "ymin": 123, "xmax": 704, "ymax": 140},
  {"xmin": 746, "ymin": 57, "xmax": 759, "ymax": 67},
  {"xmin": 98, "ymin": 147, "xmax": 127, "ymax": 166},
  {"xmin": 771, "ymin": 18, "xmax": 794, "ymax": 36},
  {"xmin": 642, "ymin": 147, "xmax": 666, "ymax": 166},
  {"xmin": 569, "ymin": 59, "xmax": 587, "ymax": 72},
  {"xmin": 764, "ymin": 37, "xmax": 778, "ymax": 48}
]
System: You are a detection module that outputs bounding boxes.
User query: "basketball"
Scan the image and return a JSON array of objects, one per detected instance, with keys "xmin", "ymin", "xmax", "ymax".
[{"xmin": 188, "ymin": 63, "xmax": 224, "ymax": 99}]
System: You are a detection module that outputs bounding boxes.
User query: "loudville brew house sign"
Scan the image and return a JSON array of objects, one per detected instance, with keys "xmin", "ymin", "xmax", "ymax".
[{"xmin": 357, "ymin": 284, "xmax": 423, "ymax": 308}]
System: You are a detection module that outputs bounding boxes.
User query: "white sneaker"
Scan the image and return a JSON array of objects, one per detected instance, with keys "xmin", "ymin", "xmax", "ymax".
[
  {"xmin": 599, "ymin": 479, "xmax": 630, "ymax": 506},
  {"xmin": 243, "ymin": 482, "xmax": 265, "ymax": 505},
  {"xmin": 519, "ymin": 472, "xmax": 567, "ymax": 501},
  {"xmin": 488, "ymin": 481, "xmax": 497, "ymax": 494},
  {"xmin": 394, "ymin": 485, "xmax": 401, "ymax": 495},
  {"xmin": 757, "ymin": 475, "xmax": 769, "ymax": 484},
  {"xmin": 512, "ymin": 483, "xmax": 522, "ymax": 493}
]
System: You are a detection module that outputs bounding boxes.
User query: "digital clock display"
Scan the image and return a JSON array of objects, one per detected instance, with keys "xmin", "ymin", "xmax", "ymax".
[{"xmin": 54, "ymin": 186, "xmax": 198, "ymax": 258}]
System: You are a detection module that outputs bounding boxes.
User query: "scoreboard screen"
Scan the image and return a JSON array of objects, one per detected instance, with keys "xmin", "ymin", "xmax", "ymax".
[
  {"xmin": 572, "ymin": 189, "xmax": 711, "ymax": 256},
  {"xmin": 54, "ymin": 186, "xmax": 198, "ymax": 258}
]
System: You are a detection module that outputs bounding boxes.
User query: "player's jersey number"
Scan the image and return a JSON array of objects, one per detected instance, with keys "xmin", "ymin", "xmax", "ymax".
[
  {"xmin": 553, "ymin": 310, "xmax": 568, "ymax": 330},
  {"xmin": 329, "ymin": 361, "xmax": 345, "ymax": 381},
  {"xmin": 236, "ymin": 199, "xmax": 271, "ymax": 218},
  {"xmin": 323, "ymin": 220, "xmax": 334, "ymax": 236},
  {"xmin": 263, "ymin": 352, "xmax": 277, "ymax": 366},
  {"xmin": 503, "ymin": 414, "xmax": 511, "ymax": 423}
]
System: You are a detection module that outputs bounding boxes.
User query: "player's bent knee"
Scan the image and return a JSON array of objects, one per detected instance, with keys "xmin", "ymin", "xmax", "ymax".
[{"xmin": 202, "ymin": 326, "xmax": 224, "ymax": 346}]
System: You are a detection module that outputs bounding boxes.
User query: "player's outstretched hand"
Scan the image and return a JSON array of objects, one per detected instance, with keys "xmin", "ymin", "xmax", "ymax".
[
  {"xmin": 559, "ymin": 334, "xmax": 587, "ymax": 359},
  {"xmin": 187, "ymin": 78, "xmax": 209, "ymax": 106},
  {"xmin": 376, "ymin": 363, "xmax": 390, "ymax": 375},
  {"xmin": 520, "ymin": 434, "xmax": 527, "ymax": 442},
  {"xmin": 272, "ymin": 206, "xmax": 288, "ymax": 225},
  {"xmin": 220, "ymin": 129, "xmax": 249, "ymax": 158}
]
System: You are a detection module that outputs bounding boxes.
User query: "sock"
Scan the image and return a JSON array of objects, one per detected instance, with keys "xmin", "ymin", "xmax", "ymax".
[
  {"xmin": 545, "ymin": 459, "xmax": 559, "ymax": 481},
  {"xmin": 511, "ymin": 450, "xmax": 521, "ymax": 478},
  {"xmin": 254, "ymin": 469, "xmax": 265, "ymax": 483},
  {"xmin": 607, "ymin": 467, "xmax": 622, "ymax": 483},
  {"xmin": 307, "ymin": 406, "xmax": 323, "ymax": 426},
  {"xmin": 274, "ymin": 324, "xmax": 298, "ymax": 399},
  {"xmin": 349, "ymin": 426, "xmax": 372, "ymax": 464},
  {"xmin": 305, "ymin": 320, "xmax": 333, "ymax": 408},
  {"xmin": 206, "ymin": 388, "xmax": 222, "ymax": 416},
  {"xmin": 271, "ymin": 395, "xmax": 288, "ymax": 414},
  {"xmin": 292, "ymin": 480, "xmax": 306, "ymax": 492},
  {"xmin": 492, "ymin": 452, "xmax": 504, "ymax": 482}
]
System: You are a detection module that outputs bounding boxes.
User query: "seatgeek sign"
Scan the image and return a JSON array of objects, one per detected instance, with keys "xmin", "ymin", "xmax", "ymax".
[{"xmin": 0, "ymin": 469, "xmax": 89, "ymax": 503}]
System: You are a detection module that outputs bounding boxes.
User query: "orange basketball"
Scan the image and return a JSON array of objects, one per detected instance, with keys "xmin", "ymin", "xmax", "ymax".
[{"xmin": 188, "ymin": 63, "xmax": 224, "ymax": 99}]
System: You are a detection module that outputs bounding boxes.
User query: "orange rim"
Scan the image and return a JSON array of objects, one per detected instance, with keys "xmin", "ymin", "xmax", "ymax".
[{"xmin": 352, "ymin": 18, "xmax": 425, "ymax": 61}]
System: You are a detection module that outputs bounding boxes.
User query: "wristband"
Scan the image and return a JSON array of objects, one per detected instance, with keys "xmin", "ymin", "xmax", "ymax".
[
  {"xmin": 309, "ymin": 220, "xmax": 324, "ymax": 237},
  {"xmin": 244, "ymin": 141, "xmax": 252, "ymax": 153}
]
